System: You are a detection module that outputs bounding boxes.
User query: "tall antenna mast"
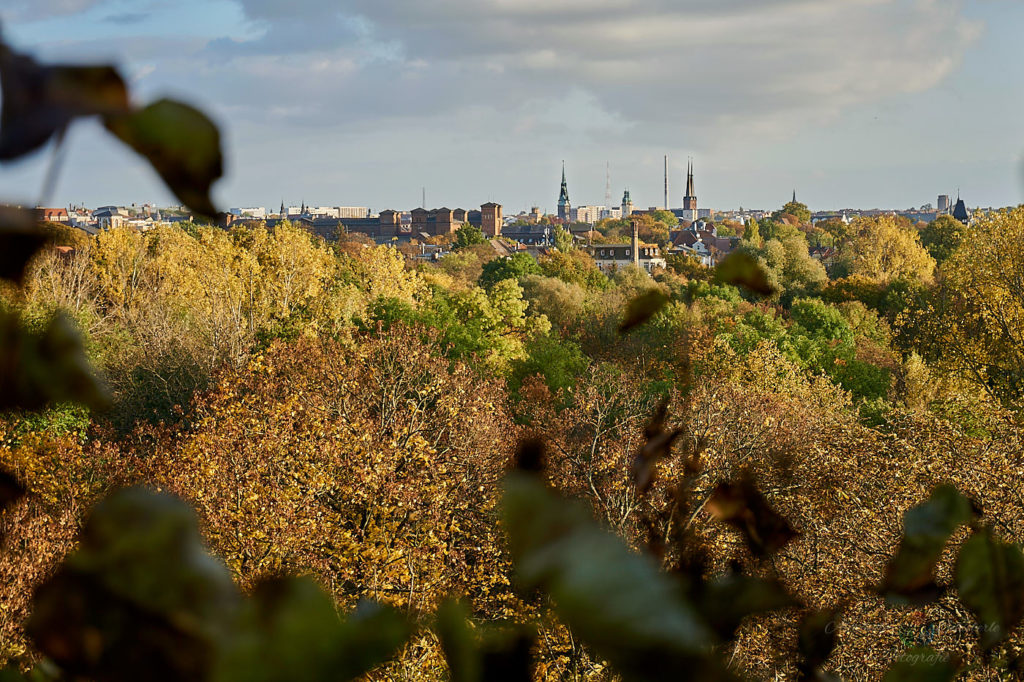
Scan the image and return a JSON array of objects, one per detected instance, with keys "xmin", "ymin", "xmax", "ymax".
[
  {"xmin": 605, "ymin": 161, "xmax": 611, "ymax": 207},
  {"xmin": 422, "ymin": 187, "xmax": 426, "ymax": 209},
  {"xmin": 664, "ymin": 155, "xmax": 669, "ymax": 210}
]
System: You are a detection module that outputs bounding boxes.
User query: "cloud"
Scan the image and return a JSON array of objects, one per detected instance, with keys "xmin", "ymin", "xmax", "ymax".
[
  {"xmin": 201, "ymin": 0, "xmax": 980, "ymax": 149},
  {"xmin": 2, "ymin": 0, "xmax": 105, "ymax": 23}
]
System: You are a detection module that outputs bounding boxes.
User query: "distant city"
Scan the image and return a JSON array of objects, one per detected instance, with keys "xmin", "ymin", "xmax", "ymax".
[{"xmin": 29, "ymin": 158, "xmax": 981, "ymax": 277}]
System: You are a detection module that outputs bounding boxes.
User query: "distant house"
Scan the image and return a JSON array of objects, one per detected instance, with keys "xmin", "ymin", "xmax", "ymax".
[
  {"xmin": 669, "ymin": 221, "xmax": 737, "ymax": 266},
  {"xmin": 503, "ymin": 224, "xmax": 552, "ymax": 246},
  {"xmin": 37, "ymin": 207, "xmax": 69, "ymax": 223},
  {"xmin": 810, "ymin": 246, "xmax": 838, "ymax": 272},
  {"xmin": 93, "ymin": 206, "xmax": 129, "ymax": 230},
  {"xmin": 587, "ymin": 243, "xmax": 666, "ymax": 273}
]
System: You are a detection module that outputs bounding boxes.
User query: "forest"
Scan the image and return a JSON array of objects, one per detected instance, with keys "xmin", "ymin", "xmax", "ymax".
[
  {"xmin": 3, "ymin": 35, "xmax": 1024, "ymax": 682},
  {"xmin": 3, "ymin": 202, "xmax": 1024, "ymax": 679}
]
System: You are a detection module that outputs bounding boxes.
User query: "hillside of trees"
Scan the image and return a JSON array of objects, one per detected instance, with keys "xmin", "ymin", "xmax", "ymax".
[
  {"xmin": 4, "ymin": 37, "xmax": 1024, "ymax": 681},
  {"xmin": 2, "ymin": 205, "xmax": 1024, "ymax": 678}
]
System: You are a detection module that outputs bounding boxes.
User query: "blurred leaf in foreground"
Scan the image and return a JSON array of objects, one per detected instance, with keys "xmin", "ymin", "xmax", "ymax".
[
  {"xmin": 104, "ymin": 99, "xmax": 223, "ymax": 219},
  {"xmin": 0, "ymin": 311, "xmax": 109, "ymax": 412},
  {"xmin": 0, "ymin": 468, "xmax": 26, "ymax": 546},
  {"xmin": 706, "ymin": 477, "xmax": 797, "ymax": 557},
  {"xmin": 502, "ymin": 470, "xmax": 733, "ymax": 680},
  {"xmin": 881, "ymin": 647, "xmax": 959, "ymax": 682},
  {"xmin": 27, "ymin": 487, "xmax": 239, "ymax": 681},
  {"xmin": 0, "ymin": 206, "xmax": 47, "ymax": 284},
  {"xmin": 880, "ymin": 485, "xmax": 977, "ymax": 606},
  {"xmin": 632, "ymin": 399, "xmax": 682, "ymax": 494},
  {"xmin": 954, "ymin": 527, "xmax": 1024, "ymax": 651},
  {"xmin": 691, "ymin": 572, "xmax": 798, "ymax": 641},
  {"xmin": 619, "ymin": 289, "xmax": 668, "ymax": 333},
  {"xmin": 0, "ymin": 44, "xmax": 129, "ymax": 161},
  {"xmin": 436, "ymin": 600, "xmax": 532, "ymax": 682},
  {"xmin": 715, "ymin": 251, "xmax": 776, "ymax": 297},
  {"xmin": 796, "ymin": 608, "xmax": 840, "ymax": 680},
  {"xmin": 216, "ymin": 577, "xmax": 411, "ymax": 682}
]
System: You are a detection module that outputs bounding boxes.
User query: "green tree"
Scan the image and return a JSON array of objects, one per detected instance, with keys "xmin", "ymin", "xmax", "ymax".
[
  {"xmin": 553, "ymin": 226, "xmax": 574, "ymax": 252},
  {"xmin": 773, "ymin": 201, "xmax": 811, "ymax": 224},
  {"xmin": 454, "ymin": 224, "xmax": 487, "ymax": 250},
  {"xmin": 478, "ymin": 252, "xmax": 541, "ymax": 289}
]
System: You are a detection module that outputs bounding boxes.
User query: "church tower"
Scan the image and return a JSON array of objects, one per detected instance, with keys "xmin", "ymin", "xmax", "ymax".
[
  {"xmin": 682, "ymin": 160, "xmax": 697, "ymax": 211},
  {"xmin": 557, "ymin": 161, "xmax": 571, "ymax": 222},
  {"xmin": 621, "ymin": 188, "xmax": 633, "ymax": 218}
]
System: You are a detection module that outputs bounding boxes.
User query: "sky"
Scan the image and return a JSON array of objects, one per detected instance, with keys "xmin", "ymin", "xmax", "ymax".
[{"xmin": 1, "ymin": 0, "xmax": 1023, "ymax": 213}]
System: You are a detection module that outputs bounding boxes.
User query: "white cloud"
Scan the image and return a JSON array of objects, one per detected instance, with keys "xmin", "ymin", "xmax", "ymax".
[{"xmin": 201, "ymin": 0, "xmax": 980, "ymax": 149}]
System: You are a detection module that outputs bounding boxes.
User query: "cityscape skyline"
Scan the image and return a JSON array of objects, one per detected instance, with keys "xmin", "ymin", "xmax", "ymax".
[{"xmin": 1, "ymin": 0, "xmax": 1023, "ymax": 211}]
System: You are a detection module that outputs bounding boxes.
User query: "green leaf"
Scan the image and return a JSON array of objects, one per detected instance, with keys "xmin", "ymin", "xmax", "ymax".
[
  {"xmin": 502, "ymin": 472, "xmax": 733, "ymax": 680},
  {"xmin": 880, "ymin": 485, "xmax": 976, "ymax": 606},
  {"xmin": 705, "ymin": 477, "xmax": 797, "ymax": 557},
  {"xmin": 0, "ymin": 45, "xmax": 129, "ymax": 161},
  {"xmin": 619, "ymin": 289, "xmax": 669, "ymax": 333},
  {"xmin": 714, "ymin": 251, "xmax": 776, "ymax": 297},
  {"xmin": 0, "ymin": 206, "xmax": 47, "ymax": 284},
  {"xmin": 104, "ymin": 99, "xmax": 223, "ymax": 219},
  {"xmin": 0, "ymin": 311, "xmax": 109, "ymax": 412},
  {"xmin": 882, "ymin": 648, "xmax": 958, "ymax": 681},
  {"xmin": 27, "ymin": 488, "xmax": 240, "ymax": 681},
  {"xmin": 954, "ymin": 527, "xmax": 1024, "ymax": 651},
  {"xmin": 215, "ymin": 577, "xmax": 411, "ymax": 682}
]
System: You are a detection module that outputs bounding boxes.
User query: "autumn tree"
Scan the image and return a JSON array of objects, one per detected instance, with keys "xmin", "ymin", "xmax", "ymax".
[{"xmin": 845, "ymin": 215, "xmax": 935, "ymax": 284}]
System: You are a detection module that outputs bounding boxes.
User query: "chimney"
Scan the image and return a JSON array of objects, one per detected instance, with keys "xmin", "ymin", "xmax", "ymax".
[{"xmin": 631, "ymin": 219, "xmax": 640, "ymax": 269}]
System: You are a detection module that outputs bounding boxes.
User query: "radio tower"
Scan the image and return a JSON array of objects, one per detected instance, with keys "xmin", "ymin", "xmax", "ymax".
[
  {"xmin": 605, "ymin": 161, "xmax": 611, "ymax": 208},
  {"xmin": 664, "ymin": 155, "xmax": 669, "ymax": 210}
]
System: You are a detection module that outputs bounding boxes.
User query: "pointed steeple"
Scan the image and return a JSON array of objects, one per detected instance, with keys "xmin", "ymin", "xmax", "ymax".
[
  {"xmin": 683, "ymin": 158, "xmax": 697, "ymax": 211},
  {"xmin": 792, "ymin": 189, "xmax": 797, "ymax": 204},
  {"xmin": 558, "ymin": 161, "xmax": 571, "ymax": 221}
]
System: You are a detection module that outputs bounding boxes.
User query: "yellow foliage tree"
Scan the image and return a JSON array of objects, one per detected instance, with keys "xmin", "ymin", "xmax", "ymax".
[{"xmin": 847, "ymin": 215, "xmax": 935, "ymax": 284}]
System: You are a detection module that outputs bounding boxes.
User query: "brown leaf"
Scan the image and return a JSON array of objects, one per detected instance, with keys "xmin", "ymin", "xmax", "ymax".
[
  {"xmin": 103, "ymin": 99, "xmax": 223, "ymax": 219},
  {"xmin": 0, "ymin": 45, "xmax": 129, "ymax": 161},
  {"xmin": 706, "ymin": 477, "xmax": 797, "ymax": 557},
  {"xmin": 633, "ymin": 399, "xmax": 682, "ymax": 494},
  {"xmin": 619, "ymin": 289, "xmax": 669, "ymax": 333},
  {"xmin": 714, "ymin": 251, "xmax": 776, "ymax": 297},
  {"xmin": 0, "ymin": 206, "xmax": 47, "ymax": 284}
]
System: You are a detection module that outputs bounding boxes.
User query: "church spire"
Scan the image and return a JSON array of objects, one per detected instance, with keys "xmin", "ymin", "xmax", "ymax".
[
  {"xmin": 558, "ymin": 160, "xmax": 571, "ymax": 221},
  {"xmin": 792, "ymin": 189, "xmax": 797, "ymax": 203},
  {"xmin": 682, "ymin": 158, "xmax": 697, "ymax": 213}
]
